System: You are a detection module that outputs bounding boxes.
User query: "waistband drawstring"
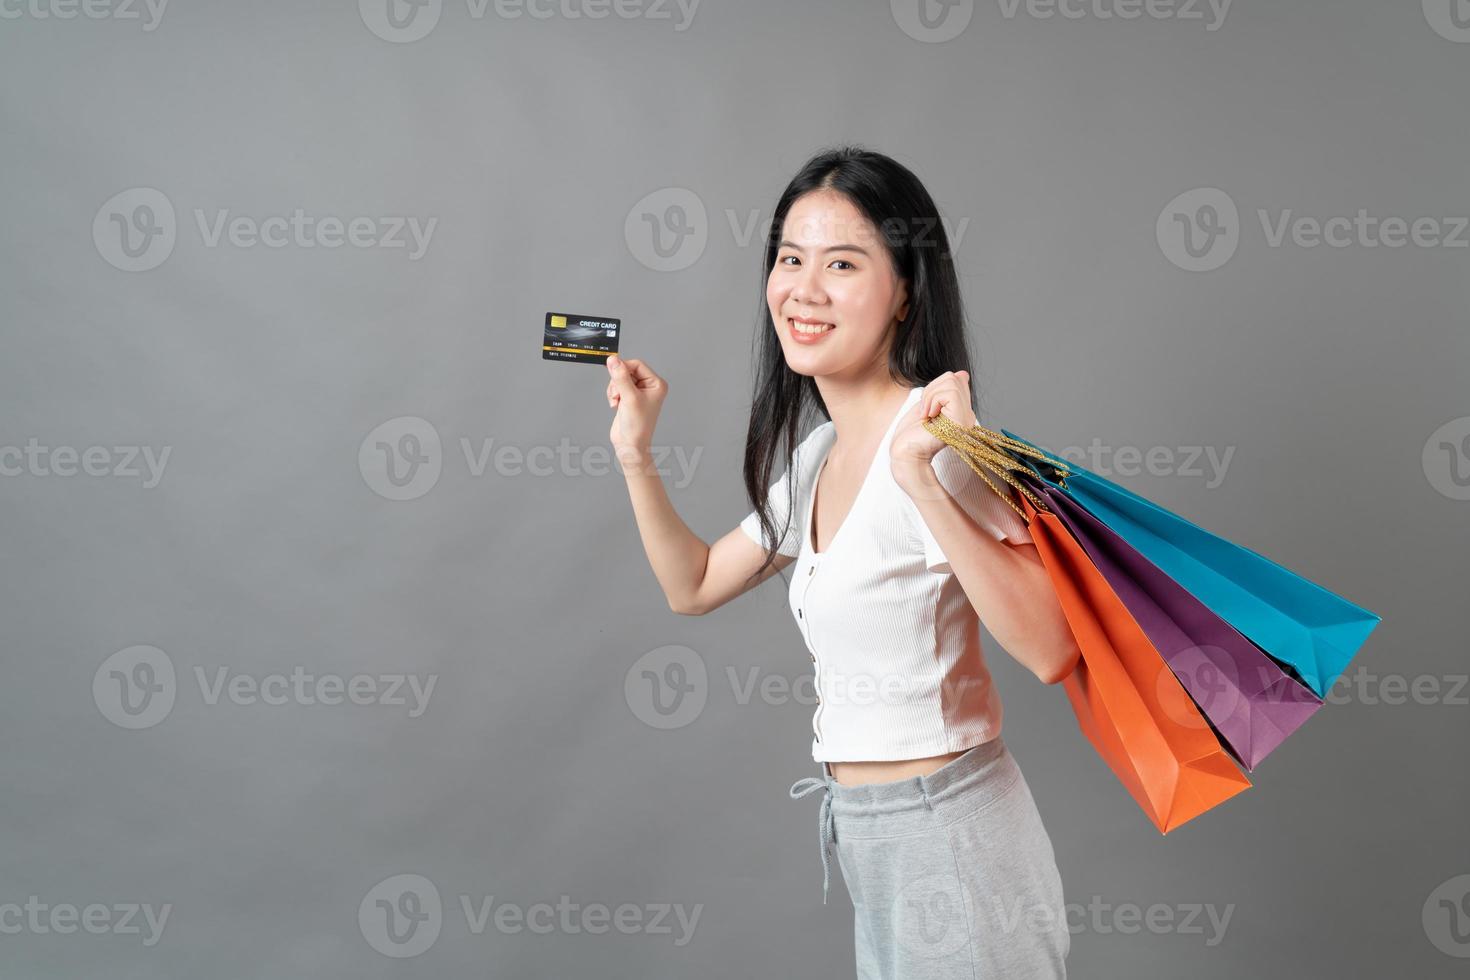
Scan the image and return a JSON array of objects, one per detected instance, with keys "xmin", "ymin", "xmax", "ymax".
[{"xmin": 788, "ymin": 774, "xmax": 836, "ymax": 904}]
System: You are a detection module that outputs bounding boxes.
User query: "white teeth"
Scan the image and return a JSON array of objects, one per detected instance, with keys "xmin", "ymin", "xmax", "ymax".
[{"xmin": 791, "ymin": 318, "xmax": 834, "ymax": 335}]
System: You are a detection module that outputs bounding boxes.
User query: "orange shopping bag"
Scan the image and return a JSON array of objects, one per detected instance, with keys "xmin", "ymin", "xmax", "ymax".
[{"xmin": 1022, "ymin": 492, "xmax": 1252, "ymax": 833}]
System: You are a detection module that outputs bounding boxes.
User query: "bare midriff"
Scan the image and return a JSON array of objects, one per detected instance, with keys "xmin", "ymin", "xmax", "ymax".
[{"xmin": 828, "ymin": 748, "xmax": 969, "ymax": 787}]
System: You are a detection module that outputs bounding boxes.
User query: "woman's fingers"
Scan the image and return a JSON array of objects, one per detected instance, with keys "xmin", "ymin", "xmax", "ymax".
[
  {"xmin": 922, "ymin": 371, "xmax": 955, "ymax": 418},
  {"xmin": 922, "ymin": 371, "xmax": 972, "ymax": 425},
  {"xmin": 624, "ymin": 358, "xmax": 664, "ymax": 391},
  {"xmin": 607, "ymin": 355, "xmax": 640, "ymax": 398},
  {"xmin": 608, "ymin": 355, "xmax": 664, "ymax": 394}
]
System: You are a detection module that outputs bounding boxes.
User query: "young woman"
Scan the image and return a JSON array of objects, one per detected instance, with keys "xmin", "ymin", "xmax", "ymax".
[{"xmin": 606, "ymin": 146, "xmax": 1079, "ymax": 978}]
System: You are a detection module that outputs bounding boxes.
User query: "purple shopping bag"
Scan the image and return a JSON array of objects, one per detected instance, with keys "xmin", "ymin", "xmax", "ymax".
[{"xmin": 1019, "ymin": 474, "xmax": 1323, "ymax": 771}]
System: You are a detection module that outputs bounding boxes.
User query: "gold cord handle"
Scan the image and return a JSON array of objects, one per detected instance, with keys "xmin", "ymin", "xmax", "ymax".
[{"xmin": 919, "ymin": 414, "xmax": 1072, "ymax": 521}]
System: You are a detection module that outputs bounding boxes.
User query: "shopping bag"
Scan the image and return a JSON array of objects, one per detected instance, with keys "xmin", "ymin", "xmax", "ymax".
[
  {"xmin": 1002, "ymin": 429, "xmax": 1380, "ymax": 699},
  {"xmin": 1035, "ymin": 478, "xmax": 1323, "ymax": 770},
  {"xmin": 1017, "ymin": 487, "xmax": 1252, "ymax": 833}
]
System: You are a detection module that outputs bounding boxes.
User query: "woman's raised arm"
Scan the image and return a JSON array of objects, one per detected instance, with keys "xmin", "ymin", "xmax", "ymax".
[{"xmin": 608, "ymin": 355, "xmax": 793, "ymax": 615}]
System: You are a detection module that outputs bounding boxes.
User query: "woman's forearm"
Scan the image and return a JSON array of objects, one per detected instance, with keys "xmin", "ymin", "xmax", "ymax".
[
  {"xmin": 900, "ymin": 465, "xmax": 1081, "ymax": 684},
  {"xmin": 617, "ymin": 446, "xmax": 710, "ymax": 614}
]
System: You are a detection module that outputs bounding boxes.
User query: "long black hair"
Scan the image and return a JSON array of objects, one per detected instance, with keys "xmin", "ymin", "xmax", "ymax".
[{"xmin": 744, "ymin": 145, "xmax": 977, "ymax": 585}]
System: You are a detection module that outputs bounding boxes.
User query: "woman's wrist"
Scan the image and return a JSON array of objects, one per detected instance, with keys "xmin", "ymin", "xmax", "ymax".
[
  {"xmin": 613, "ymin": 443, "xmax": 658, "ymax": 479},
  {"xmin": 892, "ymin": 456, "xmax": 945, "ymax": 502}
]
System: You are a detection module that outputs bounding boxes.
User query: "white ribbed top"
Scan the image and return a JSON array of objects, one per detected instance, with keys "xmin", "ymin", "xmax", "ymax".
[{"xmin": 740, "ymin": 386, "xmax": 1033, "ymax": 762}]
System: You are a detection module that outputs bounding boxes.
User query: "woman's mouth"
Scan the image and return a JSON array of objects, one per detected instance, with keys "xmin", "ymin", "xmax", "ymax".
[{"xmin": 787, "ymin": 317, "xmax": 836, "ymax": 343}]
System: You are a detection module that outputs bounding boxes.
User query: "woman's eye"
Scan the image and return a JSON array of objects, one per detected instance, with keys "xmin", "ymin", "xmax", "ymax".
[
  {"xmin": 777, "ymin": 255, "xmax": 853, "ymax": 270},
  {"xmin": 776, "ymin": 255, "xmax": 858, "ymax": 270}
]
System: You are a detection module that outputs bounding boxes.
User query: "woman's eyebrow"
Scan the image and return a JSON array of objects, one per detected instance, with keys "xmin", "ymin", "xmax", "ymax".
[{"xmin": 777, "ymin": 241, "xmax": 872, "ymax": 256}]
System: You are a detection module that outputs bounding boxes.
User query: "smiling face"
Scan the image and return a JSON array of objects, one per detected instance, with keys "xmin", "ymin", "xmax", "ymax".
[{"xmin": 766, "ymin": 189, "xmax": 909, "ymax": 380}]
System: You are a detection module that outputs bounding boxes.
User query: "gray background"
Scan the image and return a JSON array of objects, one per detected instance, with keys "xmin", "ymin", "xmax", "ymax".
[{"xmin": 2, "ymin": 0, "xmax": 1467, "ymax": 977}]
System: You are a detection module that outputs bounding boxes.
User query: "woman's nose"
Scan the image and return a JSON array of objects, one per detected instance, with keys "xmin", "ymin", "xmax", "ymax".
[{"xmin": 789, "ymin": 268, "xmax": 827, "ymax": 307}]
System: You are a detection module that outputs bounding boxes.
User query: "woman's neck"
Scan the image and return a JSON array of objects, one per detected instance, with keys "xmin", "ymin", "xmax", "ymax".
[{"xmin": 815, "ymin": 377, "xmax": 915, "ymax": 460}]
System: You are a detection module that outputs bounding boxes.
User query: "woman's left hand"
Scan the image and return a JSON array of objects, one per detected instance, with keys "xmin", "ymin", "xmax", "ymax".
[{"xmin": 890, "ymin": 371, "xmax": 975, "ymax": 484}]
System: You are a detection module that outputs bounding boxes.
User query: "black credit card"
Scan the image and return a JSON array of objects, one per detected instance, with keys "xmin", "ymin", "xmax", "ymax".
[{"xmin": 542, "ymin": 311, "xmax": 620, "ymax": 365}]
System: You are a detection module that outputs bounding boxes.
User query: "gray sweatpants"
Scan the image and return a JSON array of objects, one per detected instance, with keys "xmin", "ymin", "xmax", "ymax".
[{"xmin": 789, "ymin": 738, "xmax": 1069, "ymax": 979}]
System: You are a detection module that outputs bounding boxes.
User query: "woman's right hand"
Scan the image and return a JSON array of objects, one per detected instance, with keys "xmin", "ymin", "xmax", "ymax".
[{"xmin": 606, "ymin": 355, "xmax": 667, "ymax": 464}]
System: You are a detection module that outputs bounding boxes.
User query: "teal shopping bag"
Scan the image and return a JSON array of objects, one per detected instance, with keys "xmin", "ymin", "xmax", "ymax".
[{"xmin": 1001, "ymin": 430, "xmax": 1380, "ymax": 698}]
